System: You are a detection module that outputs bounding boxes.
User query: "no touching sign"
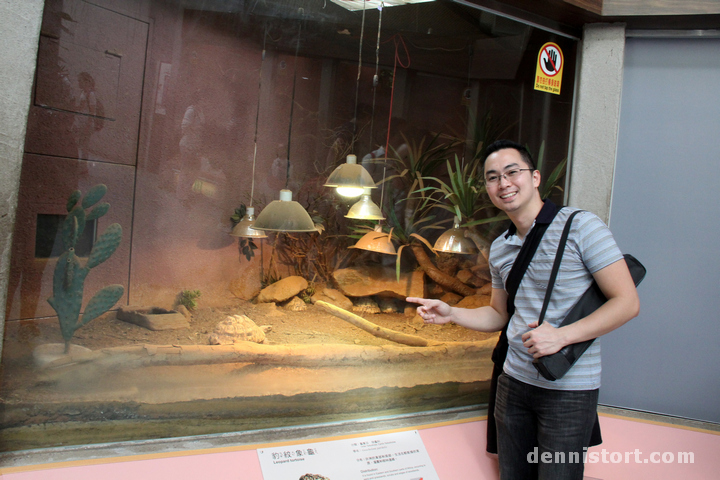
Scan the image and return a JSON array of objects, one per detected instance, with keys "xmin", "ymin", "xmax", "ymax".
[{"xmin": 534, "ymin": 42, "xmax": 564, "ymax": 95}]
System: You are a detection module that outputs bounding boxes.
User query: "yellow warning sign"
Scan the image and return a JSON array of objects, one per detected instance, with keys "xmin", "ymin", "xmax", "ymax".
[{"xmin": 534, "ymin": 42, "xmax": 564, "ymax": 95}]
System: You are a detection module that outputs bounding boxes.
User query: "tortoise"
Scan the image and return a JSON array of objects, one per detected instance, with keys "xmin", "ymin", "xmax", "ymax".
[
  {"xmin": 208, "ymin": 314, "xmax": 271, "ymax": 345},
  {"xmin": 352, "ymin": 296, "xmax": 380, "ymax": 314},
  {"xmin": 284, "ymin": 296, "xmax": 308, "ymax": 311}
]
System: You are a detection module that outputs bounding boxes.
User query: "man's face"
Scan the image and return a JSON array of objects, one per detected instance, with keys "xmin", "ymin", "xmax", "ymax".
[{"xmin": 483, "ymin": 148, "xmax": 541, "ymax": 214}]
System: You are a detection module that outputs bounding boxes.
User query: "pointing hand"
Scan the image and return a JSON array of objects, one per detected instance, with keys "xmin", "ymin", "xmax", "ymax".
[{"xmin": 406, "ymin": 297, "xmax": 453, "ymax": 324}]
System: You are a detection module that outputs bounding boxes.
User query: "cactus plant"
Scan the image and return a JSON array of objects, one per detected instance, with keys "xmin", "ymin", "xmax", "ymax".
[{"xmin": 47, "ymin": 184, "xmax": 124, "ymax": 353}]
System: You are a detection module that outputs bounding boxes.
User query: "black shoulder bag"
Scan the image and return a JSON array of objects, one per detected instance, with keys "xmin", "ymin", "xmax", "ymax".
[{"xmin": 532, "ymin": 210, "xmax": 647, "ymax": 381}]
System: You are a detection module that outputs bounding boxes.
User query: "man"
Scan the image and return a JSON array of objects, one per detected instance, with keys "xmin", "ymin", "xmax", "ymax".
[{"xmin": 407, "ymin": 140, "xmax": 639, "ymax": 479}]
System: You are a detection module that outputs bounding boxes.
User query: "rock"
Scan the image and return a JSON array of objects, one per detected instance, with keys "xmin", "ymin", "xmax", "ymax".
[
  {"xmin": 252, "ymin": 302, "xmax": 286, "ymax": 317},
  {"xmin": 477, "ymin": 282, "xmax": 493, "ymax": 295},
  {"xmin": 33, "ymin": 343, "xmax": 93, "ymax": 369},
  {"xmin": 353, "ymin": 297, "xmax": 380, "ymax": 314},
  {"xmin": 208, "ymin": 315, "xmax": 267, "ymax": 345},
  {"xmin": 427, "ymin": 283, "xmax": 445, "ymax": 297},
  {"xmin": 440, "ymin": 292, "xmax": 463, "ymax": 306},
  {"xmin": 256, "ymin": 276, "xmax": 308, "ymax": 303},
  {"xmin": 404, "ymin": 305, "xmax": 418, "ymax": 317},
  {"xmin": 434, "ymin": 253, "xmax": 460, "ymax": 276},
  {"xmin": 470, "ymin": 264, "xmax": 492, "ymax": 282},
  {"xmin": 284, "ymin": 296, "xmax": 307, "ymax": 311},
  {"xmin": 456, "ymin": 269, "xmax": 486, "ymax": 288},
  {"xmin": 176, "ymin": 304, "xmax": 191, "ymax": 318},
  {"xmin": 333, "ymin": 266, "xmax": 425, "ymax": 299},
  {"xmin": 117, "ymin": 306, "xmax": 189, "ymax": 331},
  {"xmin": 229, "ymin": 275, "xmax": 262, "ymax": 300},
  {"xmin": 456, "ymin": 294, "xmax": 492, "ymax": 309},
  {"xmin": 311, "ymin": 288, "xmax": 353, "ymax": 310}
]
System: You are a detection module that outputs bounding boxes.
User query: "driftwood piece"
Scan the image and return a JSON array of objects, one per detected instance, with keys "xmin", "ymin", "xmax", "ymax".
[
  {"xmin": 315, "ymin": 300, "xmax": 439, "ymax": 347},
  {"xmin": 410, "ymin": 243, "xmax": 476, "ymax": 296},
  {"xmin": 40, "ymin": 340, "xmax": 498, "ymax": 374}
]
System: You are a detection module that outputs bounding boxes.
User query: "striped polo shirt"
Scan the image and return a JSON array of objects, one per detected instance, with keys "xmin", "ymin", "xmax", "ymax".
[{"xmin": 489, "ymin": 208, "xmax": 623, "ymax": 391}]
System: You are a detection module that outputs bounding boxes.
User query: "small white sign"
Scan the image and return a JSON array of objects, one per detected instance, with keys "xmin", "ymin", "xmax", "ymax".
[{"xmin": 257, "ymin": 430, "xmax": 439, "ymax": 480}]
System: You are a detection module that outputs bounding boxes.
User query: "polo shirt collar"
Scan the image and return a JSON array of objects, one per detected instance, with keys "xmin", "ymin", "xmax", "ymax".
[{"xmin": 504, "ymin": 199, "xmax": 558, "ymax": 239}]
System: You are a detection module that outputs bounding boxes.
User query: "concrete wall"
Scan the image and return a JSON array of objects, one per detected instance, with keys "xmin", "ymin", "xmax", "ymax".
[
  {"xmin": 0, "ymin": 0, "xmax": 45, "ymax": 359},
  {"xmin": 568, "ymin": 23, "xmax": 626, "ymax": 223}
]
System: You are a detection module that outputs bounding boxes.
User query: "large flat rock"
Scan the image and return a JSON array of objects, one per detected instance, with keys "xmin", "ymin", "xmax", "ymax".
[
  {"xmin": 256, "ymin": 276, "xmax": 308, "ymax": 303},
  {"xmin": 333, "ymin": 266, "xmax": 425, "ymax": 299}
]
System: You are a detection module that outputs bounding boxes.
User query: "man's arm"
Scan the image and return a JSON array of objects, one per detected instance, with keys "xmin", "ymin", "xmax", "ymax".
[
  {"xmin": 406, "ymin": 288, "xmax": 510, "ymax": 333},
  {"xmin": 522, "ymin": 258, "xmax": 640, "ymax": 358}
]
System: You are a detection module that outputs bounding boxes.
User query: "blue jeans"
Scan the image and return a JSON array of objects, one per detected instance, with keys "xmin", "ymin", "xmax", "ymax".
[{"xmin": 494, "ymin": 372, "xmax": 599, "ymax": 480}]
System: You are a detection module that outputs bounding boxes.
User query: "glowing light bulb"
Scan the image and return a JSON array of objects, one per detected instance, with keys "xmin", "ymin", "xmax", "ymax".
[{"xmin": 336, "ymin": 186, "xmax": 365, "ymax": 197}]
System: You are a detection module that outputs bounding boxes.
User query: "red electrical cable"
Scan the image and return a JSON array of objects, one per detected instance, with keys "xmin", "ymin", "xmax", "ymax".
[{"xmin": 380, "ymin": 34, "xmax": 410, "ymax": 210}]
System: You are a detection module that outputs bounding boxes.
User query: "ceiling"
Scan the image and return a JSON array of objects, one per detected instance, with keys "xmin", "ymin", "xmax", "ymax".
[{"xmin": 468, "ymin": 0, "xmax": 720, "ymax": 31}]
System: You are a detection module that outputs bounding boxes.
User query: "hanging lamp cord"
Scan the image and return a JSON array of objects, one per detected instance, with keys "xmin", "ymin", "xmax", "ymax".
[
  {"xmin": 464, "ymin": 43, "xmax": 474, "ymax": 168},
  {"xmin": 351, "ymin": 0, "xmax": 367, "ymax": 155},
  {"xmin": 372, "ymin": 3, "xmax": 385, "ymax": 213},
  {"xmin": 369, "ymin": 2, "xmax": 383, "ymax": 162},
  {"xmin": 250, "ymin": 23, "xmax": 268, "ymax": 207},
  {"xmin": 286, "ymin": 12, "xmax": 303, "ymax": 189}
]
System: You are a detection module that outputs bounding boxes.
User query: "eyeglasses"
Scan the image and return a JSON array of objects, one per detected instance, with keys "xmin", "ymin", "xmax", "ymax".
[{"xmin": 484, "ymin": 168, "xmax": 533, "ymax": 185}]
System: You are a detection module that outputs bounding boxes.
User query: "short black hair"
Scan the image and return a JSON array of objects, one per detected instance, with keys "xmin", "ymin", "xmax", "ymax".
[{"xmin": 483, "ymin": 140, "xmax": 536, "ymax": 171}]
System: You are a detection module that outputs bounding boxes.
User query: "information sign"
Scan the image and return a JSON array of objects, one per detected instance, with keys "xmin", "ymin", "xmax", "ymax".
[{"xmin": 257, "ymin": 430, "xmax": 439, "ymax": 480}]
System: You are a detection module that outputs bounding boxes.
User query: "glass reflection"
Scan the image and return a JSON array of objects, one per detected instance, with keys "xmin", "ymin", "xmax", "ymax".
[{"xmin": 2, "ymin": 0, "xmax": 576, "ymax": 451}]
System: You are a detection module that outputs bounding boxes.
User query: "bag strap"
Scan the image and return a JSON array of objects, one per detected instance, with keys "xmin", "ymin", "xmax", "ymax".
[
  {"xmin": 491, "ymin": 200, "xmax": 560, "ymax": 365},
  {"xmin": 505, "ymin": 200, "xmax": 561, "ymax": 318},
  {"xmin": 537, "ymin": 210, "xmax": 585, "ymax": 325}
]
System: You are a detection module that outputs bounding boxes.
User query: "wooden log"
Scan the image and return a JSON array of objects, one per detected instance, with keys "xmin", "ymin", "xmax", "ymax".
[
  {"xmin": 315, "ymin": 300, "xmax": 439, "ymax": 347},
  {"xmin": 410, "ymin": 243, "xmax": 476, "ymax": 296}
]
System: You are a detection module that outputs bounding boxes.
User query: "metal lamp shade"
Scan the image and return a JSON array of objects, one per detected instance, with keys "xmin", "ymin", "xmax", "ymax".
[
  {"xmin": 433, "ymin": 219, "xmax": 477, "ymax": 254},
  {"xmin": 345, "ymin": 188, "xmax": 384, "ymax": 220},
  {"xmin": 330, "ymin": 0, "xmax": 435, "ymax": 11},
  {"xmin": 230, "ymin": 207, "xmax": 268, "ymax": 238},
  {"xmin": 253, "ymin": 190, "xmax": 318, "ymax": 233},
  {"xmin": 324, "ymin": 154, "xmax": 376, "ymax": 198},
  {"xmin": 350, "ymin": 225, "xmax": 396, "ymax": 255}
]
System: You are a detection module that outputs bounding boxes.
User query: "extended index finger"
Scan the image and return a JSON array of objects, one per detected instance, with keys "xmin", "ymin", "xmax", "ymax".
[{"xmin": 406, "ymin": 297, "xmax": 430, "ymax": 306}]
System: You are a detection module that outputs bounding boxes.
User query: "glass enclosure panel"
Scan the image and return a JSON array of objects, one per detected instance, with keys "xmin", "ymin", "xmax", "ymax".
[{"xmin": 1, "ymin": 0, "xmax": 577, "ymax": 451}]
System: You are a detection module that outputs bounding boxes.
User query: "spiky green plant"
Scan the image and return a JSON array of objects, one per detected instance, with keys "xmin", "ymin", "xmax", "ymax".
[
  {"xmin": 382, "ymin": 132, "xmax": 459, "ymax": 205},
  {"xmin": 47, "ymin": 184, "xmax": 124, "ymax": 354},
  {"xmin": 417, "ymin": 154, "xmax": 507, "ymax": 228},
  {"xmin": 535, "ymin": 141, "xmax": 568, "ymax": 200},
  {"xmin": 178, "ymin": 289, "xmax": 202, "ymax": 311}
]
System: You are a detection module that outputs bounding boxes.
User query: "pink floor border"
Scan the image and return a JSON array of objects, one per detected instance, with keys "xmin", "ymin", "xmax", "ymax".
[{"xmin": 1, "ymin": 413, "xmax": 718, "ymax": 479}]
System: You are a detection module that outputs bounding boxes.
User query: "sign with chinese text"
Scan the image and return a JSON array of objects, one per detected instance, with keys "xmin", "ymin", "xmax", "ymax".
[
  {"xmin": 534, "ymin": 42, "xmax": 564, "ymax": 95},
  {"xmin": 257, "ymin": 430, "xmax": 439, "ymax": 480}
]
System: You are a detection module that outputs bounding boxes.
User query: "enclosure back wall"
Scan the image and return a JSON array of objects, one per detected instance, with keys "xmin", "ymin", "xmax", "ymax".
[{"xmin": 2, "ymin": 0, "xmax": 576, "ymax": 451}]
